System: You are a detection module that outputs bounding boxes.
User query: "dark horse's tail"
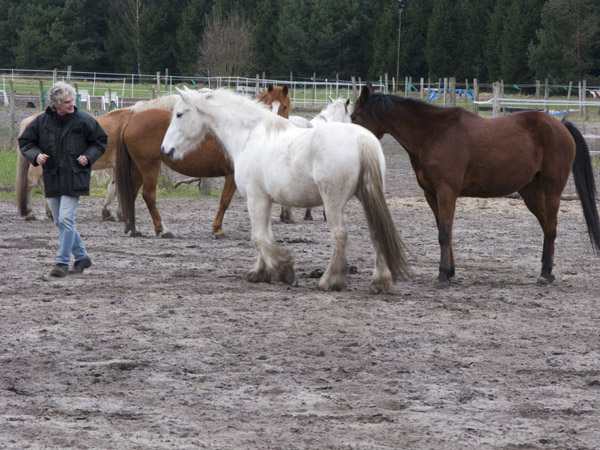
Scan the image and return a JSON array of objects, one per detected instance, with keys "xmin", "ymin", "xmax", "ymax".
[
  {"xmin": 563, "ymin": 119, "xmax": 600, "ymax": 252},
  {"xmin": 115, "ymin": 121, "xmax": 137, "ymax": 235},
  {"xmin": 15, "ymin": 152, "xmax": 32, "ymax": 217}
]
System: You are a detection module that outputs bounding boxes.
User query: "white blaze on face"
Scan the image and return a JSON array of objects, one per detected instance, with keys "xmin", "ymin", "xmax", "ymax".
[{"xmin": 270, "ymin": 101, "xmax": 281, "ymax": 114}]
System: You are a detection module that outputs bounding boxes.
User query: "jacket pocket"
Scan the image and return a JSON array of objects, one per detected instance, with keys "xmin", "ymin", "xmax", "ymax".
[
  {"xmin": 43, "ymin": 167, "xmax": 60, "ymax": 196},
  {"xmin": 72, "ymin": 164, "xmax": 91, "ymax": 191}
]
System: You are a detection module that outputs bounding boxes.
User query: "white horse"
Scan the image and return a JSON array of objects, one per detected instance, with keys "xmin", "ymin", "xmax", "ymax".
[
  {"xmin": 288, "ymin": 97, "xmax": 352, "ymax": 129},
  {"xmin": 284, "ymin": 97, "xmax": 353, "ymax": 222},
  {"xmin": 161, "ymin": 88, "xmax": 410, "ymax": 294}
]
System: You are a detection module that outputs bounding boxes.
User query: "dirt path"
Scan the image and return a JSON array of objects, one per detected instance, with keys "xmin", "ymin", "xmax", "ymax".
[{"xmin": 1, "ymin": 134, "xmax": 600, "ymax": 448}]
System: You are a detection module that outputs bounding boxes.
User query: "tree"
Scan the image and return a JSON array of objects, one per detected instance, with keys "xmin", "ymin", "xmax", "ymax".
[
  {"xmin": 175, "ymin": 0, "xmax": 210, "ymax": 75},
  {"xmin": 106, "ymin": 0, "xmax": 144, "ymax": 75},
  {"xmin": 529, "ymin": 0, "xmax": 600, "ymax": 82},
  {"xmin": 15, "ymin": 0, "xmax": 63, "ymax": 69},
  {"xmin": 498, "ymin": 0, "xmax": 544, "ymax": 83},
  {"xmin": 248, "ymin": 0, "xmax": 281, "ymax": 76},
  {"xmin": 275, "ymin": 0, "xmax": 310, "ymax": 77},
  {"xmin": 0, "ymin": 0, "xmax": 24, "ymax": 67},
  {"xmin": 306, "ymin": 0, "xmax": 364, "ymax": 79},
  {"xmin": 197, "ymin": 12, "xmax": 258, "ymax": 77},
  {"xmin": 49, "ymin": 0, "xmax": 108, "ymax": 71},
  {"xmin": 138, "ymin": 0, "xmax": 183, "ymax": 74},
  {"xmin": 425, "ymin": 0, "xmax": 462, "ymax": 79}
]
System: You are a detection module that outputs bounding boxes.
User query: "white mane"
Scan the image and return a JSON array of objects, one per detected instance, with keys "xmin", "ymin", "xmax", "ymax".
[
  {"xmin": 129, "ymin": 94, "xmax": 180, "ymax": 113},
  {"xmin": 196, "ymin": 88, "xmax": 291, "ymax": 135}
]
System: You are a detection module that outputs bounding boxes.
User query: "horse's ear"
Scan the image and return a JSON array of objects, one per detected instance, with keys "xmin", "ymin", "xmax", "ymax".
[
  {"xmin": 267, "ymin": 84, "xmax": 274, "ymax": 93},
  {"xmin": 329, "ymin": 96, "xmax": 334, "ymax": 103},
  {"xmin": 345, "ymin": 98, "xmax": 350, "ymax": 107},
  {"xmin": 366, "ymin": 82, "xmax": 375, "ymax": 94},
  {"xmin": 359, "ymin": 84, "xmax": 371, "ymax": 103},
  {"xmin": 282, "ymin": 84, "xmax": 289, "ymax": 96}
]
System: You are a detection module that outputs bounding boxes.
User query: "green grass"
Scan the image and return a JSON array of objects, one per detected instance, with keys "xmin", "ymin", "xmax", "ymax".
[{"xmin": 0, "ymin": 148, "xmax": 220, "ymax": 200}]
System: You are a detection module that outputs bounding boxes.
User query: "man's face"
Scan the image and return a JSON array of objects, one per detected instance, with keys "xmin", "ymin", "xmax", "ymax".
[{"xmin": 56, "ymin": 96, "xmax": 75, "ymax": 115}]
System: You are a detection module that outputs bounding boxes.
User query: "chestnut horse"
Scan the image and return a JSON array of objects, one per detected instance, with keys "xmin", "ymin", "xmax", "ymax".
[
  {"xmin": 116, "ymin": 85, "xmax": 291, "ymax": 238},
  {"xmin": 15, "ymin": 96, "xmax": 179, "ymax": 220},
  {"xmin": 351, "ymin": 83, "xmax": 600, "ymax": 285}
]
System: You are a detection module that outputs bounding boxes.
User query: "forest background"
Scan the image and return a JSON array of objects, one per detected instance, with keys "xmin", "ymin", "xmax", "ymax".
[{"xmin": 0, "ymin": 0, "xmax": 599, "ymax": 85}]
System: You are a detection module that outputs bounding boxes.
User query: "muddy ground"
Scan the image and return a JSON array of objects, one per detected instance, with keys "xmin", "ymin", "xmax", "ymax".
[{"xmin": 1, "ymin": 114, "xmax": 600, "ymax": 448}]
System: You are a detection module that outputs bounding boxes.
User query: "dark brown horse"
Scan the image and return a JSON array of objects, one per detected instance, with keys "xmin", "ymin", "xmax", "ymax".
[
  {"xmin": 352, "ymin": 83, "xmax": 600, "ymax": 285},
  {"xmin": 116, "ymin": 85, "xmax": 292, "ymax": 238}
]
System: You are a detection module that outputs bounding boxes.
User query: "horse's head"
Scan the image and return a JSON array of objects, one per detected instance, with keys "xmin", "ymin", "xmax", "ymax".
[
  {"xmin": 320, "ymin": 97, "xmax": 352, "ymax": 124},
  {"xmin": 162, "ymin": 87, "xmax": 214, "ymax": 160},
  {"xmin": 254, "ymin": 84, "xmax": 291, "ymax": 118},
  {"xmin": 351, "ymin": 83, "xmax": 385, "ymax": 139}
]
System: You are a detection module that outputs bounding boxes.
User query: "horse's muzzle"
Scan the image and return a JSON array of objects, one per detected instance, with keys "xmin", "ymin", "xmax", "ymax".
[{"xmin": 161, "ymin": 145, "xmax": 175, "ymax": 158}]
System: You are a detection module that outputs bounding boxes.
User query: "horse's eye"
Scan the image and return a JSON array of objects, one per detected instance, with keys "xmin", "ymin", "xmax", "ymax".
[{"xmin": 176, "ymin": 112, "xmax": 183, "ymax": 118}]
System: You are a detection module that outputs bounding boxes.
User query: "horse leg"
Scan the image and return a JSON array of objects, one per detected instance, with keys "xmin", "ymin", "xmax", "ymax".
[
  {"xmin": 101, "ymin": 176, "xmax": 117, "ymax": 222},
  {"xmin": 140, "ymin": 168, "xmax": 173, "ymax": 238},
  {"xmin": 211, "ymin": 173, "xmax": 236, "ymax": 238},
  {"xmin": 318, "ymin": 202, "xmax": 348, "ymax": 291},
  {"xmin": 424, "ymin": 190, "xmax": 455, "ymax": 281},
  {"xmin": 280, "ymin": 205, "xmax": 294, "ymax": 223},
  {"xmin": 518, "ymin": 183, "xmax": 559, "ymax": 284},
  {"xmin": 247, "ymin": 196, "xmax": 295, "ymax": 285},
  {"xmin": 304, "ymin": 208, "xmax": 314, "ymax": 221},
  {"xmin": 432, "ymin": 188, "xmax": 457, "ymax": 285}
]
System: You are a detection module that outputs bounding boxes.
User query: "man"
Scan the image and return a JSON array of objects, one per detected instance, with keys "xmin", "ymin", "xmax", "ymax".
[{"xmin": 19, "ymin": 82, "xmax": 107, "ymax": 278}]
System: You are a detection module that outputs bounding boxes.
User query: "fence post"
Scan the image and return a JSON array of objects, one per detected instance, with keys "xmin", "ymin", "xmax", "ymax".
[
  {"xmin": 582, "ymin": 79, "xmax": 587, "ymax": 120},
  {"xmin": 38, "ymin": 80, "xmax": 44, "ymax": 110},
  {"xmin": 449, "ymin": 77, "xmax": 456, "ymax": 107},
  {"xmin": 473, "ymin": 78, "xmax": 479, "ymax": 115},
  {"xmin": 351, "ymin": 75, "xmax": 357, "ymax": 102},
  {"xmin": 420, "ymin": 77, "xmax": 424, "ymax": 100},
  {"xmin": 565, "ymin": 81, "xmax": 572, "ymax": 118},
  {"xmin": 544, "ymin": 79, "xmax": 549, "ymax": 113},
  {"xmin": 492, "ymin": 81, "xmax": 501, "ymax": 118},
  {"xmin": 199, "ymin": 179, "xmax": 212, "ymax": 195},
  {"xmin": 9, "ymin": 80, "xmax": 15, "ymax": 146}
]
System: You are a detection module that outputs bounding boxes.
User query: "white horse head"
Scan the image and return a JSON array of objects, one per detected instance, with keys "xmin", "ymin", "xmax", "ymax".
[
  {"xmin": 311, "ymin": 98, "xmax": 352, "ymax": 125},
  {"xmin": 161, "ymin": 88, "xmax": 212, "ymax": 159},
  {"xmin": 162, "ymin": 87, "xmax": 283, "ymax": 160}
]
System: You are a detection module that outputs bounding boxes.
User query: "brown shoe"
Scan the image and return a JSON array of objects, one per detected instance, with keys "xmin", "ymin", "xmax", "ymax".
[{"xmin": 50, "ymin": 264, "xmax": 68, "ymax": 278}]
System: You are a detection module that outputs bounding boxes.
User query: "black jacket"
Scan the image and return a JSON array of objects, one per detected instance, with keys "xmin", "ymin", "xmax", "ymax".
[{"xmin": 19, "ymin": 107, "xmax": 107, "ymax": 197}]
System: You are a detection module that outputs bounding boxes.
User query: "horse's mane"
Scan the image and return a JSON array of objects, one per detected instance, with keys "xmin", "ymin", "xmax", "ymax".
[
  {"xmin": 129, "ymin": 94, "xmax": 179, "ymax": 113},
  {"xmin": 206, "ymin": 88, "xmax": 290, "ymax": 136},
  {"xmin": 365, "ymin": 92, "xmax": 440, "ymax": 120}
]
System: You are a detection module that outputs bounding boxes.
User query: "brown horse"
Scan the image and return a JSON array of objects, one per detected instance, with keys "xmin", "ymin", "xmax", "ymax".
[
  {"xmin": 15, "ymin": 95, "xmax": 179, "ymax": 221},
  {"xmin": 116, "ymin": 85, "xmax": 291, "ymax": 238},
  {"xmin": 351, "ymin": 82, "xmax": 600, "ymax": 285}
]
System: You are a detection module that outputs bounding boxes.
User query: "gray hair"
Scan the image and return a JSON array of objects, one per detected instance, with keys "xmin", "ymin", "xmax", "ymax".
[{"xmin": 48, "ymin": 82, "xmax": 77, "ymax": 108}]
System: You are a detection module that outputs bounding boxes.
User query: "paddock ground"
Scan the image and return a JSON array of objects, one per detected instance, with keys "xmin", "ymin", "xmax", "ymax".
[{"xmin": 1, "ymin": 133, "xmax": 600, "ymax": 449}]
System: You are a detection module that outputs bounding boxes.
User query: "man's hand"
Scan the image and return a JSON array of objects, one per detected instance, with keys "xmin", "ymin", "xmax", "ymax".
[
  {"xmin": 77, "ymin": 155, "xmax": 89, "ymax": 166},
  {"xmin": 36, "ymin": 153, "xmax": 49, "ymax": 165}
]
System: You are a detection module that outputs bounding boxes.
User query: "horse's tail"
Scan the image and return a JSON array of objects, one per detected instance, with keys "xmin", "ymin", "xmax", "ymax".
[
  {"xmin": 115, "ymin": 121, "xmax": 136, "ymax": 234},
  {"xmin": 15, "ymin": 151, "xmax": 32, "ymax": 217},
  {"xmin": 563, "ymin": 119, "xmax": 600, "ymax": 252},
  {"xmin": 357, "ymin": 136, "xmax": 411, "ymax": 281}
]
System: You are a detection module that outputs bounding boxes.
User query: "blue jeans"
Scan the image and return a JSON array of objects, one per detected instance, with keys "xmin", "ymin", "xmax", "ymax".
[{"xmin": 48, "ymin": 195, "xmax": 87, "ymax": 265}]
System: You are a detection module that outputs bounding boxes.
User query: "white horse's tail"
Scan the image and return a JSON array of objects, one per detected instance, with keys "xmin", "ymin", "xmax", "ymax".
[{"xmin": 357, "ymin": 137, "xmax": 411, "ymax": 282}]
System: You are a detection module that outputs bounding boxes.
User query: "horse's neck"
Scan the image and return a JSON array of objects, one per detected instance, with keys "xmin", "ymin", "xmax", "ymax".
[{"xmin": 382, "ymin": 101, "xmax": 433, "ymax": 157}]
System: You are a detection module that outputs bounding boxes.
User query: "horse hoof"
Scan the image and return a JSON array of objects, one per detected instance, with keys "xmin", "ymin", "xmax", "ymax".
[
  {"xmin": 127, "ymin": 230, "xmax": 143, "ymax": 237},
  {"xmin": 435, "ymin": 279, "xmax": 451, "ymax": 289},
  {"xmin": 158, "ymin": 231, "xmax": 175, "ymax": 239},
  {"xmin": 24, "ymin": 214, "xmax": 37, "ymax": 221},
  {"xmin": 213, "ymin": 232, "xmax": 227, "ymax": 240},
  {"xmin": 280, "ymin": 266, "xmax": 297, "ymax": 286},
  {"xmin": 536, "ymin": 274, "xmax": 555, "ymax": 286}
]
